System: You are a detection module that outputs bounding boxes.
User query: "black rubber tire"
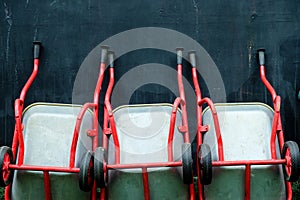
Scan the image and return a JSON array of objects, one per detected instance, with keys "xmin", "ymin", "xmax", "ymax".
[
  {"xmin": 94, "ymin": 147, "xmax": 107, "ymax": 188},
  {"xmin": 0, "ymin": 146, "xmax": 14, "ymax": 187},
  {"xmin": 182, "ymin": 143, "xmax": 193, "ymax": 184},
  {"xmin": 198, "ymin": 143, "xmax": 212, "ymax": 185},
  {"xmin": 79, "ymin": 151, "xmax": 94, "ymax": 192},
  {"xmin": 281, "ymin": 141, "xmax": 300, "ymax": 182}
]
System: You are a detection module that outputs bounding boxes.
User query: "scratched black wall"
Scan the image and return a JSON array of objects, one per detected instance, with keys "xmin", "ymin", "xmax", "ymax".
[{"xmin": 0, "ymin": 0, "xmax": 300, "ymax": 146}]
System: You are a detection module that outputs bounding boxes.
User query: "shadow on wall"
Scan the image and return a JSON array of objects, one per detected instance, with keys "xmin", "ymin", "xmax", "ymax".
[{"xmin": 279, "ymin": 36, "xmax": 300, "ymax": 143}]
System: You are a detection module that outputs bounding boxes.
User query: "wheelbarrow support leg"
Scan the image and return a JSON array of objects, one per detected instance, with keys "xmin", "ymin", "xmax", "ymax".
[
  {"xmin": 43, "ymin": 171, "xmax": 51, "ymax": 200},
  {"xmin": 142, "ymin": 167, "xmax": 150, "ymax": 200},
  {"xmin": 244, "ymin": 164, "xmax": 251, "ymax": 200}
]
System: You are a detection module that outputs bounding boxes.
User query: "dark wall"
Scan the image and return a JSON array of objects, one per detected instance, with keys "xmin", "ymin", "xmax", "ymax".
[{"xmin": 1, "ymin": 0, "xmax": 300, "ymax": 146}]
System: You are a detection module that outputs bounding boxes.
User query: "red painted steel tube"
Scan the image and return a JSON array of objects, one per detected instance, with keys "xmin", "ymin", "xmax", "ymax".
[
  {"xmin": 244, "ymin": 164, "xmax": 251, "ymax": 200},
  {"xmin": 9, "ymin": 164, "xmax": 80, "ymax": 173},
  {"xmin": 260, "ymin": 62, "xmax": 292, "ymax": 198},
  {"xmin": 107, "ymin": 161, "xmax": 182, "ymax": 169},
  {"xmin": 93, "ymin": 62, "xmax": 106, "ymax": 151},
  {"xmin": 100, "ymin": 67, "xmax": 115, "ymax": 200},
  {"xmin": 260, "ymin": 65, "xmax": 277, "ymax": 101},
  {"xmin": 259, "ymin": 65, "xmax": 292, "ymax": 200},
  {"xmin": 100, "ymin": 188, "xmax": 106, "ymax": 200},
  {"xmin": 93, "ymin": 62, "xmax": 106, "ymax": 114},
  {"xmin": 197, "ymin": 132, "xmax": 204, "ymax": 200},
  {"xmin": 260, "ymin": 65, "xmax": 284, "ymax": 158},
  {"xmin": 167, "ymin": 97, "xmax": 185, "ymax": 161},
  {"xmin": 196, "ymin": 134, "xmax": 203, "ymax": 198},
  {"xmin": 11, "ymin": 127, "xmax": 18, "ymax": 161},
  {"xmin": 212, "ymin": 160, "xmax": 291, "ymax": 200},
  {"xmin": 7, "ymin": 56, "xmax": 41, "ymax": 200},
  {"xmin": 104, "ymin": 100, "xmax": 120, "ymax": 164},
  {"xmin": 69, "ymin": 102, "xmax": 96, "ymax": 168},
  {"xmin": 177, "ymin": 64, "xmax": 190, "ymax": 142},
  {"xmin": 14, "ymin": 100, "xmax": 25, "ymax": 165},
  {"xmin": 270, "ymin": 96, "xmax": 281, "ymax": 159},
  {"xmin": 199, "ymin": 183, "xmax": 204, "ymax": 200},
  {"xmin": 20, "ymin": 59, "xmax": 39, "ymax": 103},
  {"xmin": 286, "ymin": 181, "xmax": 292, "ymax": 200},
  {"xmin": 142, "ymin": 167, "xmax": 150, "ymax": 200},
  {"xmin": 277, "ymin": 118, "xmax": 285, "ymax": 150},
  {"xmin": 91, "ymin": 60, "xmax": 107, "ymax": 200},
  {"xmin": 212, "ymin": 159, "xmax": 286, "ymax": 166},
  {"xmin": 198, "ymin": 98, "xmax": 224, "ymax": 161},
  {"xmin": 104, "ymin": 69, "xmax": 114, "ymax": 114},
  {"xmin": 103, "ymin": 68, "xmax": 115, "ymax": 150},
  {"xmin": 192, "ymin": 68, "xmax": 202, "ymax": 127},
  {"xmin": 191, "ymin": 67, "xmax": 204, "ymax": 200},
  {"xmin": 178, "ymin": 63, "xmax": 195, "ymax": 200},
  {"xmin": 102, "ymin": 108, "xmax": 109, "ymax": 150},
  {"xmin": 43, "ymin": 171, "xmax": 51, "ymax": 200},
  {"xmin": 4, "ymin": 185, "xmax": 10, "ymax": 200},
  {"xmin": 91, "ymin": 182, "xmax": 97, "ymax": 200},
  {"xmin": 189, "ymin": 184, "xmax": 195, "ymax": 200}
]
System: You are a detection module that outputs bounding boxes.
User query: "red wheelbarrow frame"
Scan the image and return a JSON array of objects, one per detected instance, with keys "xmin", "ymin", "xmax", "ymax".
[
  {"xmin": 2, "ymin": 42, "xmax": 109, "ymax": 200},
  {"xmin": 97, "ymin": 48, "xmax": 195, "ymax": 200},
  {"xmin": 189, "ymin": 50, "xmax": 295, "ymax": 200}
]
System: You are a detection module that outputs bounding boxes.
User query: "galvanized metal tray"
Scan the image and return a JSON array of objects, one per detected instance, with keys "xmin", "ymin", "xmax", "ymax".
[
  {"xmin": 107, "ymin": 103, "xmax": 189, "ymax": 199},
  {"xmin": 12, "ymin": 103, "xmax": 93, "ymax": 200},
  {"xmin": 202, "ymin": 102, "xmax": 285, "ymax": 200}
]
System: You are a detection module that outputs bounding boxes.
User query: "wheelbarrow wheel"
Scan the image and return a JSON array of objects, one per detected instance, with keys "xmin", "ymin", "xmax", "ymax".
[
  {"xmin": 0, "ymin": 146, "xmax": 14, "ymax": 187},
  {"xmin": 94, "ymin": 147, "xmax": 107, "ymax": 188},
  {"xmin": 198, "ymin": 143, "xmax": 212, "ymax": 185},
  {"xmin": 182, "ymin": 143, "xmax": 193, "ymax": 184},
  {"xmin": 281, "ymin": 141, "xmax": 300, "ymax": 182},
  {"xmin": 79, "ymin": 151, "xmax": 94, "ymax": 192}
]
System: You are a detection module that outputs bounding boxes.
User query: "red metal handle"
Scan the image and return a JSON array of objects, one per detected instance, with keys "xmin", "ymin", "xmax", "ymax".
[
  {"xmin": 257, "ymin": 49, "xmax": 285, "ymax": 158},
  {"xmin": 103, "ymin": 59, "xmax": 115, "ymax": 150},
  {"xmin": 167, "ymin": 97, "xmax": 185, "ymax": 161},
  {"xmin": 69, "ymin": 103, "xmax": 96, "ymax": 168},
  {"xmin": 177, "ymin": 63, "xmax": 190, "ymax": 143},
  {"xmin": 104, "ymin": 100, "xmax": 120, "ymax": 164},
  {"xmin": 92, "ymin": 46, "xmax": 109, "ymax": 151},
  {"xmin": 14, "ymin": 42, "xmax": 42, "ymax": 166},
  {"xmin": 198, "ymin": 98, "xmax": 224, "ymax": 161},
  {"xmin": 20, "ymin": 42, "xmax": 42, "ymax": 103}
]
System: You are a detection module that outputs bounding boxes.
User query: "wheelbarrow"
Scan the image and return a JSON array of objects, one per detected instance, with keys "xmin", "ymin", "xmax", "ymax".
[
  {"xmin": 93, "ymin": 48, "xmax": 195, "ymax": 200},
  {"xmin": 189, "ymin": 49, "xmax": 300, "ymax": 199},
  {"xmin": 0, "ymin": 42, "xmax": 110, "ymax": 199}
]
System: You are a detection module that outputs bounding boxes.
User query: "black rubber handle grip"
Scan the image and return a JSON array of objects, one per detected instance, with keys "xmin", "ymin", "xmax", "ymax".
[
  {"xmin": 100, "ymin": 45, "xmax": 109, "ymax": 63},
  {"xmin": 176, "ymin": 48, "xmax": 184, "ymax": 64},
  {"xmin": 33, "ymin": 41, "xmax": 42, "ymax": 59},
  {"xmin": 188, "ymin": 51, "xmax": 196, "ymax": 67},
  {"xmin": 108, "ymin": 51, "xmax": 115, "ymax": 68},
  {"xmin": 257, "ymin": 48, "xmax": 266, "ymax": 66}
]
